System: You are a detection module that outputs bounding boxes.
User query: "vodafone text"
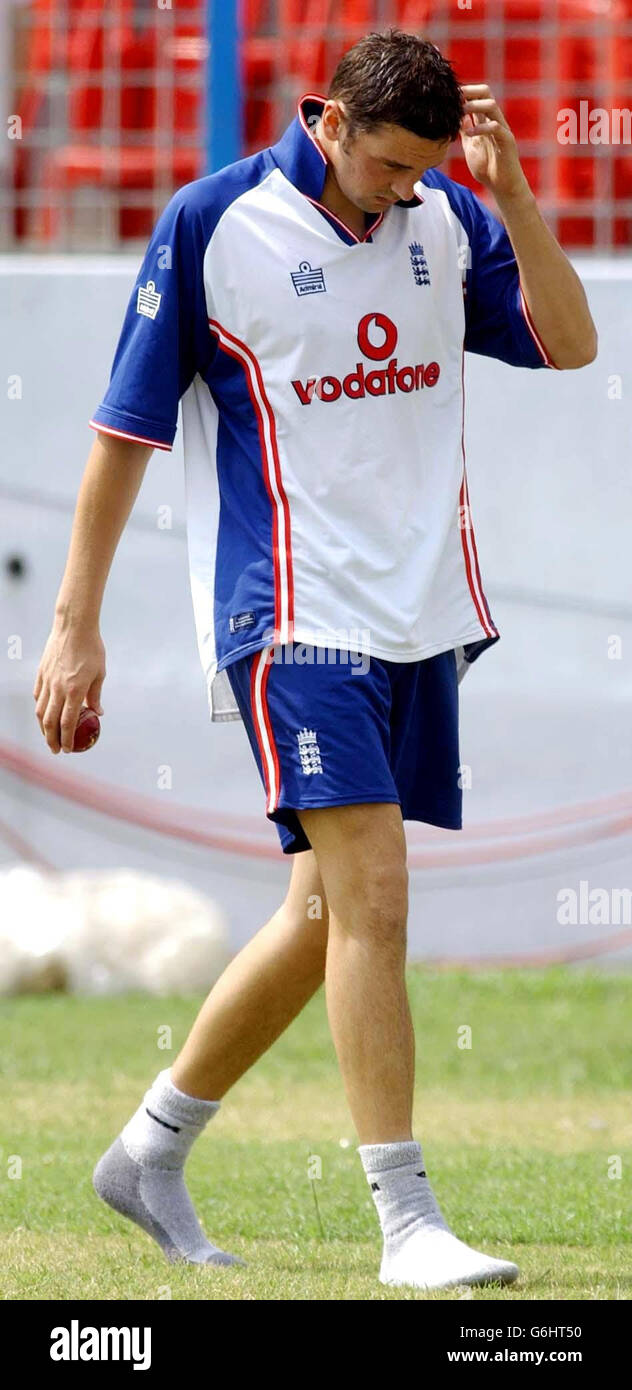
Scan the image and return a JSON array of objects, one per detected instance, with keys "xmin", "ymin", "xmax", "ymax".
[{"xmin": 292, "ymin": 311, "xmax": 440, "ymax": 405}]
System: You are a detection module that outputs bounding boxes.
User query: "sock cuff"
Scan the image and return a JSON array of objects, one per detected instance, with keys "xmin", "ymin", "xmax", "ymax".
[
  {"xmin": 357, "ymin": 1140, "xmax": 423, "ymax": 1175},
  {"xmin": 146, "ymin": 1068, "xmax": 221, "ymax": 1128}
]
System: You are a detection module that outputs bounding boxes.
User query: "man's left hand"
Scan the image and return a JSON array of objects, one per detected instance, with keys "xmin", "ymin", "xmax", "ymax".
[{"xmin": 459, "ymin": 84, "xmax": 529, "ymax": 199}]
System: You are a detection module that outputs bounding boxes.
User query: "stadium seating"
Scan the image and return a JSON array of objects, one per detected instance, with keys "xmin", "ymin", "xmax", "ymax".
[
  {"xmin": 12, "ymin": 0, "xmax": 632, "ymax": 247},
  {"xmin": 31, "ymin": 1, "xmax": 205, "ymax": 239}
]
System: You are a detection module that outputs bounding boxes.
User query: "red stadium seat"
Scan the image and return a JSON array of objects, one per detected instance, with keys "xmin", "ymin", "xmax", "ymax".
[
  {"xmin": 443, "ymin": 40, "xmax": 486, "ymax": 85},
  {"xmin": 500, "ymin": 0, "xmax": 546, "ymax": 17},
  {"xmin": 244, "ymin": 96, "xmax": 279, "ymax": 148},
  {"xmin": 244, "ymin": 0, "xmax": 272, "ymax": 26},
  {"xmin": 244, "ymin": 37, "xmax": 283, "ymax": 89},
  {"xmin": 394, "ymin": 1, "xmax": 455, "ymax": 22},
  {"xmin": 504, "ymin": 36, "xmax": 542, "ymax": 84},
  {"xmin": 35, "ymin": 4, "xmax": 206, "ymax": 240}
]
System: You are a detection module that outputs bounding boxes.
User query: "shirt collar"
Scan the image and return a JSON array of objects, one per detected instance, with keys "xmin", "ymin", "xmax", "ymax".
[{"xmin": 271, "ymin": 93, "xmax": 425, "ymax": 213}]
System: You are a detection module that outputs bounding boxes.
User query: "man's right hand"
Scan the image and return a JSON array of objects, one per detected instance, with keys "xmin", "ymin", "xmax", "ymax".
[{"xmin": 33, "ymin": 621, "xmax": 106, "ymax": 754}]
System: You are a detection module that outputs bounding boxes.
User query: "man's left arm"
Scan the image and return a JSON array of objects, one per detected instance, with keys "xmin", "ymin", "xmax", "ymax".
[{"xmin": 460, "ymin": 84, "xmax": 598, "ymax": 369}]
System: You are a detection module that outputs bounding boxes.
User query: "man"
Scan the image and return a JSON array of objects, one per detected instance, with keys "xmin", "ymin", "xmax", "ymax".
[{"xmin": 34, "ymin": 29, "xmax": 596, "ymax": 1291}]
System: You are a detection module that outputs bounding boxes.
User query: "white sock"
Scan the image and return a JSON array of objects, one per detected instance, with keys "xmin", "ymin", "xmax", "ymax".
[
  {"xmin": 358, "ymin": 1140, "xmax": 519, "ymax": 1290},
  {"xmin": 120, "ymin": 1068, "xmax": 220, "ymax": 1168}
]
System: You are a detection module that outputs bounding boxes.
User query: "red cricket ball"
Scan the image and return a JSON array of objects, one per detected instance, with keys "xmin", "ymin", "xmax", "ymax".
[{"xmin": 72, "ymin": 706, "xmax": 101, "ymax": 753}]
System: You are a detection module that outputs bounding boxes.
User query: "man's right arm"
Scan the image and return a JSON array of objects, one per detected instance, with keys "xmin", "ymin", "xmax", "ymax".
[{"xmin": 34, "ymin": 431, "xmax": 153, "ymax": 754}]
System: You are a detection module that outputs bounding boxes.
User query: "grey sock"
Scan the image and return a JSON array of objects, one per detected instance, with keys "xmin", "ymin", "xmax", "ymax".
[
  {"xmin": 93, "ymin": 1067, "xmax": 245, "ymax": 1267},
  {"xmin": 358, "ymin": 1140, "xmax": 452, "ymax": 1248}
]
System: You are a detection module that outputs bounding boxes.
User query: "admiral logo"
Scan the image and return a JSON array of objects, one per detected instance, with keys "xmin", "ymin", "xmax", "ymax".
[
  {"xmin": 291, "ymin": 313, "xmax": 440, "ymax": 405},
  {"xmin": 136, "ymin": 279, "xmax": 161, "ymax": 319},
  {"xmin": 291, "ymin": 260, "xmax": 327, "ymax": 296}
]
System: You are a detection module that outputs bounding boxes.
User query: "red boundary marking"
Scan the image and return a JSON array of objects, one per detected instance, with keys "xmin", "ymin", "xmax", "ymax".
[{"xmin": 1, "ymin": 739, "xmax": 631, "ymax": 867}]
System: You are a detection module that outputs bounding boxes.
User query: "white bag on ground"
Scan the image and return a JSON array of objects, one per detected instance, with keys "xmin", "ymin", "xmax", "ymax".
[{"xmin": 0, "ymin": 864, "xmax": 231, "ymax": 995}]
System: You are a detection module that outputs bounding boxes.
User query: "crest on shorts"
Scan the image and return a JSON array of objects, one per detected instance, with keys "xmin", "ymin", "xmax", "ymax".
[{"xmin": 297, "ymin": 727, "xmax": 323, "ymax": 775}]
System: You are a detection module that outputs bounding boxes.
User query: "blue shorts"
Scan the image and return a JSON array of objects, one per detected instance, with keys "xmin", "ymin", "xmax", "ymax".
[{"xmin": 224, "ymin": 642, "xmax": 462, "ymax": 854}]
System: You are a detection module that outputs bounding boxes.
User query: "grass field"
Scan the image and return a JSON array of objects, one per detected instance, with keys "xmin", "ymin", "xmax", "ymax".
[{"xmin": 2, "ymin": 966, "xmax": 630, "ymax": 1301}]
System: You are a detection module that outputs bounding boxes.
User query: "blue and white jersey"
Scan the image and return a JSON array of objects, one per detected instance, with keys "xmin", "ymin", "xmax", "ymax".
[{"xmin": 90, "ymin": 94, "xmax": 553, "ymax": 722}]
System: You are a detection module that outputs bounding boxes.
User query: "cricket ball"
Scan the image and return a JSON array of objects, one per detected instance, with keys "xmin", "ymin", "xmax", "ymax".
[{"xmin": 72, "ymin": 707, "xmax": 101, "ymax": 753}]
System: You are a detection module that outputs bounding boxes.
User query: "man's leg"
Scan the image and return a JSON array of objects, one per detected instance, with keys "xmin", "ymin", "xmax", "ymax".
[
  {"xmin": 92, "ymin": 849, "xmax": 329, "ymax": 1264},
  {"xmin": 297, "ymin": 802, "xmax": 412, "ymax": 1144},
  {"xmin": 171, "ymin": 848, "xmax": 329, "ymax": 1098},
  {"xmin": 296, "ymin": 801, "xmax": 519, "ymax": 1291}
]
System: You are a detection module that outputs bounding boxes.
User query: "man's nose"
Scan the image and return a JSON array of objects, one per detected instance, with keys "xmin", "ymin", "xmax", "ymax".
[{"xmin": 390, "ymin": 176, "xmax": 418, "ymax": 202}]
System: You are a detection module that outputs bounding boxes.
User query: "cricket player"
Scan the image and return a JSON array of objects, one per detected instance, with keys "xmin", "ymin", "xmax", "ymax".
[{"xmin": 33, "ymin": 29, "xmax": 597, "ymax": 1291}]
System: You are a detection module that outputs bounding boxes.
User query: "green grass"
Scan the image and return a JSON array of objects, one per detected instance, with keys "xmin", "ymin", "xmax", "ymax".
[{"xmin": 1, "ymin": 966, "xmax": 630, "ymax": 1300}]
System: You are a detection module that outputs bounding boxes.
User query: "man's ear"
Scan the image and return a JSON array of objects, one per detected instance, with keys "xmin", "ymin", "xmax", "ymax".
[{"xmin": 321, "ymin": 99, "xmax": 346, "ymax": 142}]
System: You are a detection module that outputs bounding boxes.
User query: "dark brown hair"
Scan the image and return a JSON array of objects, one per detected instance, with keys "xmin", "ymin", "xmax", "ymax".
[{"xmin": 328, "ymin": 28, "xmax": 465, "ymax": 144}]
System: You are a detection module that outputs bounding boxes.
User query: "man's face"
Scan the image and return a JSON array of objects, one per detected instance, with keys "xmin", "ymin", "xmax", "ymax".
[{"xmin": 318, "ymin": 102, "xmax": 453, "ymax": 212}]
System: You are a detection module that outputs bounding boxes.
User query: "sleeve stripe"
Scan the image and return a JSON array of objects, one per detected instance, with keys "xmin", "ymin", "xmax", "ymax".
[
  {"xmin": 518, "ymin": 284, "xmax": 559, "ymax": 369},
  {"xmin": 89, "ymin": 420, "xmax": 173, "ymax": 451}
]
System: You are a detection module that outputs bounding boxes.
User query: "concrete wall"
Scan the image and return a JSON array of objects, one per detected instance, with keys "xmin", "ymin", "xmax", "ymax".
[
  {"xmin": 1, "ymin": 255, "xmax": 629, "ymax": 688},
  {"xmin": 1, "ymin": 255, "xmax": 630, "ymax": 960}
]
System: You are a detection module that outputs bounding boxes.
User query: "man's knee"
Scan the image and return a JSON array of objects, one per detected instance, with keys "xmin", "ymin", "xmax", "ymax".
[
  {"xmin": 296, "ymin": 802, "xmax": 408, "ymax": 937},
  {"xmin": 342, "ymin": 860, "xmax": 409, "ymax": 940}
]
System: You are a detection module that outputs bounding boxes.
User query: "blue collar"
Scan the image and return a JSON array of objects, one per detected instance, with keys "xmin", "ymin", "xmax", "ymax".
[{"xmin": 271, "ymin": 93, "xmax": 424, "ymax": 247}]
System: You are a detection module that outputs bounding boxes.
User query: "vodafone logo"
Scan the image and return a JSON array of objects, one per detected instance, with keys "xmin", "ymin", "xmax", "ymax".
[
  {"xmin": 292, "ymin": 312, "xmax": 440, "ymax": 405},
  {"xmin": 357, "ymin": 312, "xmax": 399, "ymax": 361}
]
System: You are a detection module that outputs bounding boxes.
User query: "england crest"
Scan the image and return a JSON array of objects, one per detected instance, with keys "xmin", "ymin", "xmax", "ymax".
[{"xmin": 409, "ymin": 242, "xmax": 431, "ymax": 287}]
